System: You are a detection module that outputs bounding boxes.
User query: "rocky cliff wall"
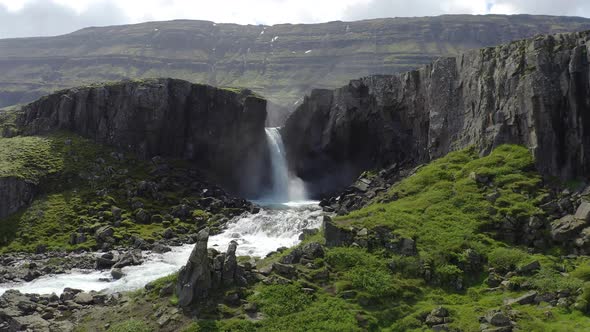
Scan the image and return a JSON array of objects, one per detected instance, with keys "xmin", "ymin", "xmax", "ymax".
[
  {"xmin": 283, "ymin": 31, "xmax": 590, "ymax": 195},
  {"xmin": 0, "ymin": 177, "xmax": 35, "ymax": 220},
  {"xmin": 17, "ymin": 78, "xmax": 269, "ymax": 195}
]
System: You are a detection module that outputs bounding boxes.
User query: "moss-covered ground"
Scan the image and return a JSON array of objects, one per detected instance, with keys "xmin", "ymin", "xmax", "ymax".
[
  {"xmin": 0, "ymin": 132, "xmax": 231, "ymax": 253},
  {"xmin": 72, "ymin": 144, "xmax": 590, "ymax": 331}
]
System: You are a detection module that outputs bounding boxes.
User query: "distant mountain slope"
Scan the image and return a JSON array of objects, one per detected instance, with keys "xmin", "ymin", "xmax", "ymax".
[{"xmin": 2, "ymin": 14, "xmax": 590, "ymax": 124}]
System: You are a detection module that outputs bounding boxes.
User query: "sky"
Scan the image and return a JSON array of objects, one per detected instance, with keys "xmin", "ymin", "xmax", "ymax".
[{"xmin": 1, "ymin": 0, "xmax": 590, "ymax": 38}]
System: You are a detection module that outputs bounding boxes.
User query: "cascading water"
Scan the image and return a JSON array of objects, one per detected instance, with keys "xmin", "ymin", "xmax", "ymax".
[
  {"xmin": 263, "ymin": 127, "xmax": 307, "ymax": 202},
  {"xmin": 0, "ymin": 127, "xmax": 322, "ymax": 296}
]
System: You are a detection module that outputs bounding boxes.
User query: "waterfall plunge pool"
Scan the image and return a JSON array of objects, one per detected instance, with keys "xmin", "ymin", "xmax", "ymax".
[{"xmin": 0, "ymin": 128, "xmax": 321, "ymax": 296}]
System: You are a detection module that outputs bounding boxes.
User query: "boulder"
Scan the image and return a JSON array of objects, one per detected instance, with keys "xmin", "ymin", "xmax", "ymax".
[
  {"xmin": 111, "ymin": 268, "xmax": 125, "ymax": 280},
  {"xmin": 152, "ymin": 243, "xmax": 172, "ymax": 254},
  {"xmin": 272, "ymin": 263, "xmax": 296, "ymax": 278},
  {"xmin": 112, "ymin": 250, "xmax": 143, "ymax": 269},
  {"xmin": 73, "ymin": 292, "xmax": 94, "ymax": 305},
  {"xmin": 575, "ymin": 201, "xmax": 590, "ymax": 222},
  {"xmin": 323, "ymin": 216, "xmax": 355, "ymax": 247},
  {"xmin": 301, "ymin": 242, "xmax": 325, "ymax": 259},
  {"xmin": 222, "ymin": 241, "xmax": 238, "ymax": 285},
  {"xmin": 95, "ymin": 226, "xmax": 114, "ymax": 242},
  {"xmin": 551, "ymin": 215, "xmax": 587, "ymax": 242},
  {"xmin": 176, "ymin": 228, "xmax": 212, "ymax": 307},
  {"xmin": 504, "ymin": 291, "xmax": 538, "ymax": 306}
]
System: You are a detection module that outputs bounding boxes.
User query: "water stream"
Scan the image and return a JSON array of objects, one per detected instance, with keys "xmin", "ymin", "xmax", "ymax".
[{"xmin": 0, "ymin": 128, "xmax": 319, "ymax": 296}]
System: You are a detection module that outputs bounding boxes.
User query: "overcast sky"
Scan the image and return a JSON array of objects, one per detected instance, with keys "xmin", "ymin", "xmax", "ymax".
[{"xmin": 1, "ymin": 0, "xmax": 590, "ymax": 38}]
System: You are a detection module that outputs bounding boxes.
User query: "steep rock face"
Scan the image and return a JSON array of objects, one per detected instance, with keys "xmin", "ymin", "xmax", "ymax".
[
  {"xmin": 0, "ymin": 177, "xmax": 35, "ymax": 220},
  {"xmin": 284, "ymin": 31, "xmax": 590, "ymax": 195},
  {"xmin": 2, "ymin": 15, "xmax": 590, "ymax": 119},
  {"xmin": 17, "ymin": 78, "xmax": 268, "ymax": 194}
]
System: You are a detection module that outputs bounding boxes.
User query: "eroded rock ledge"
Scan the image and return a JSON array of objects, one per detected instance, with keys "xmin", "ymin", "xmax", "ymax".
[
  {"xmin": 16, "ymin": 78, "xmax": 269, "ymax": 195},
  {"xmin": 283, "ymin": 30, "xmax": 590, "ymax": 195}
]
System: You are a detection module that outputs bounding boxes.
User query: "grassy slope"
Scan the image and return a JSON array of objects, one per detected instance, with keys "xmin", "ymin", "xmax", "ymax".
[
  {"xmin": 0, "ymin": 132, "xmax": 222, "ymax": 253},
  {"xmin": 75, "ymin": 145, "xmax": 590, "ymax": 331}
]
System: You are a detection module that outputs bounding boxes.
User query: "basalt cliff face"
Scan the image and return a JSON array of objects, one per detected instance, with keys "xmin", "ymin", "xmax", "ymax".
[
  {"xmin": 2, "ymin": 15, "xmax": 590, "ymax": 124},
  {"xmin": 283, "ymin": 31, "xmax": 590, "ymax": 195},
  {"xmin": 16, "ymin": 78, "xmax": 269, "ymax": 195}
]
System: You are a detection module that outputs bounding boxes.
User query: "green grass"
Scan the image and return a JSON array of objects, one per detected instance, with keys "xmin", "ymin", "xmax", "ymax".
[
  {"xmin": 0, "ymin": 131, "xmax": 214, "ymax": 253},
  {"xmin": 109, "ymin": 320, "xmax": 151, "ymax": 332},
  {"xmin": 336, "ymin": 145, "xmax": 544, "ymax": 265}
]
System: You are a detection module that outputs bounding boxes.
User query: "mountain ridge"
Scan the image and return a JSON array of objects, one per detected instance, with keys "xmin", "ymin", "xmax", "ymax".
[{"xmin": 3, "ymin": 14, "xmax": 590, "ymax": 125}]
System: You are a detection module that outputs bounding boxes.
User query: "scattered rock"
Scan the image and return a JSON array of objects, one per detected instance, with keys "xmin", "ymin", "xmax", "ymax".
[{"xmin": 111, "ymin": 268, "xmax": 125, "ymax": 280}]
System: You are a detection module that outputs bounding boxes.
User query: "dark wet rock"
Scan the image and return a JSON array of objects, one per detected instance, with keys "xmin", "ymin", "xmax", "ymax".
[
  {"xmin": 111, "ymin": 268, "xmax": 125, "ymax": 280},
  {"xmin": 152, "ymin": 243, "xmax": 172, "ymax": 254},
  {"xmin": 112, "ymin": 250, "xmax": 143, "ymax": 269},
  {"xmin": 95, "ymin": 226, "xmax": 114, "ymax": 242}
]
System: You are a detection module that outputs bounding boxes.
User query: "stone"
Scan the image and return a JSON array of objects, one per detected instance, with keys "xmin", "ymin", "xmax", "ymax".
[
  {"xmin": 113, "ymin": 250, "xmax": 143, "ymax": 269},
  {"xmin": 176, "ymin": 228, "xmax": 212, "ymax": 307},
  {"xmin": 517, "ymin": 260, "xmax": 541, "ymax": 275},
  {"xmin": 551, "ymin": 215, "xmax": 587, "ymax": 242},
  {"xmin": 272, "ymin": 263, "xmax": 296, "ymax": 278},
  {"xmin": 575, "ymin": 201, "xmax": 590, "ymax": 222},
  {"xmin": 152, "ymin": 243, "xmax": 172, "ymax": 254},
  {"xmin": 73, "ymin": 292, "xmax": 94, "ymax": 305},
  {"xmin": 222, "ymin": 241, "xmax": 238, "ymax": 285},
  {"xmin": 95, "ymin": 257, "xmax": 116, "ymax": 270},
  {"xmin": 323, "ymin": 216, "xmax": 355, "ymax": 247},
  {"xmin": 111, "ymin": 268, "xmax": 125, "ymax": 280},
  {"xmin": 95, "ymin": 226, "xmax": 114, "ymax": 242},
  {"xmin": 301, "ymin": 242, "xmax": 325, "ymax": 259},
  {"xmin": 504, "ymin": 291, "xmax": 538, "ymax": 306},
  {"xmin": 486, "ymin": 312, "xmax": 511, "ymax": 327},
  {"xmin": 163, "ymin": 228, "xmax": 177, "ymax": 239}
]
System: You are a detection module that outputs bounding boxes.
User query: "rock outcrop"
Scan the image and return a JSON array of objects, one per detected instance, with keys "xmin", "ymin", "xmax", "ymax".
[
  {"xmin": 176, "ymin": 228, "xmax": 250, "ymax": 307},
  {"xmin": 177, "ymin": 228, "xmax": 212, "ymax": 306},
  {"xmin": 16, "ymin": 78, "xmax": 268, "ymax": 194},
  {"xmin": 283, "ymin": 30, "xmax": 590, "ymax": 195},
  {"xmin": 0, "ymin": 177, "xmax": 36, "ymax": 220}
]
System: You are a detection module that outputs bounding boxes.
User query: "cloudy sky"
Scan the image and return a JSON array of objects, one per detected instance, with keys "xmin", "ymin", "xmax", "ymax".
[{"xmin": 1, "ymin": 0, "xmax": 590, "ymax": 38}]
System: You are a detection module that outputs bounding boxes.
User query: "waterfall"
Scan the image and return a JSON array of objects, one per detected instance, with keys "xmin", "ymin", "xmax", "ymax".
[{"xmin": 264, "ymin": 127, "xmax": 307, "ymax": 202}]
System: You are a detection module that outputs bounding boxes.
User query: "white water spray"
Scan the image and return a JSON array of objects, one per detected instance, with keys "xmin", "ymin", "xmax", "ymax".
[
  {"xmin": 264, "ymin": 127, "xmax": 307, "ymax": 202},
  {"xmin": 0, "ymin": 128, "xmax": 321, "ymax": 297}
]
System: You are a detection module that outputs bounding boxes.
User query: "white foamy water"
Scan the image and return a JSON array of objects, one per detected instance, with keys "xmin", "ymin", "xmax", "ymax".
[
  {"xmin": 0, "ymin": 127, "xmax": 321, "ymax": 296},
  {"xmin": 0, "ymin": 202, "xmax": 322, "ymax": 296},
  {"xmin": 264, "ymin": 127, "xmax": 308, "ymax": 202}
]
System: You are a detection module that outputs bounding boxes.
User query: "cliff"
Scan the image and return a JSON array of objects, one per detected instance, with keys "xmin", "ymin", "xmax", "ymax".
[
  {"xmin": 16, "ymin": 78, "xmax": 269, "ymax": 194},
  {"xmin": 283, "ymin": 30, "xmax": 590, "ymax": 195},
  {"xmin": 2, "ymin": 15, "xmax": 590, "ymax": 124}
]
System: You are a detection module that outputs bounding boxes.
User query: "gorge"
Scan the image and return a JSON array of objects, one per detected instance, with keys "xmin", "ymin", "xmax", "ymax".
[{"xmin": 1, "ymin": 23, "xmax": 590, "ymax": 332}]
